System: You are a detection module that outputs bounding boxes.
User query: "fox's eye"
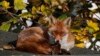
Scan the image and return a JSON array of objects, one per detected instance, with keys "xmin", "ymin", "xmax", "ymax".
[
  {"xmin": 62, "ymin": 33, "xmax": 67, "ymax": 36},
  {"xmin": 61, "ymin": 32, "xmax": 67, "ymax": 36}
]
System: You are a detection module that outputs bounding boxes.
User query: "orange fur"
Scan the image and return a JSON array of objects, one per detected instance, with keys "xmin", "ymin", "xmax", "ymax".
[
  {"xmin": 16, "ymin": 17, "xmax": 75, "ymax": 54},
  {"xmin": 48, "ymin": 18, "xmax": 75, "ymax": 51}
]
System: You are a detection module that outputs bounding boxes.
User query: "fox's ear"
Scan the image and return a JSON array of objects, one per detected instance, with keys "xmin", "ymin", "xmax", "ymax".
[
  {"xmin": 48, "ymin": 15, "xmax": 56, "ymax": 25},
  {"xmin": 63, "ymin": 17, "xmax": 72, "ymax": 27}
]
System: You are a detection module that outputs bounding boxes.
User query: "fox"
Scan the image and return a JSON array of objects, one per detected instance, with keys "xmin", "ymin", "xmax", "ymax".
[
  {"xmin": 48, "ymin": 16, "xmax": 75, "ymax": 51},
  {"xmin": 4, "ymin": 15, "xmax": 75, "ymax": 54}
]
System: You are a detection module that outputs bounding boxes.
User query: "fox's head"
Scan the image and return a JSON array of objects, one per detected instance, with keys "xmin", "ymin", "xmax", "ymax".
[{"xmin": 48, "ymin": 16, "xmax": 72, "ymax": 41}]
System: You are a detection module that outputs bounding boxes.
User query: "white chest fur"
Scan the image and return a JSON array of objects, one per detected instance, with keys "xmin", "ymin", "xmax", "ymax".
[{"xmin": 59, "ymin": 34, "xmax": 74, "ymax": 51}]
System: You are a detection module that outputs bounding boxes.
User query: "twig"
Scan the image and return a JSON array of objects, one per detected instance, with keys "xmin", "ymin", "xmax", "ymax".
[{"xmin": 0, "ymin": 7, "xmax": 20, "ymax": 19}]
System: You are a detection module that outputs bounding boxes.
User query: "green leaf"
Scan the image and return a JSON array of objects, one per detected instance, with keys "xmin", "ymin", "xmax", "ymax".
[
  {"xmin": 19, "ymin": 12, "xmax": 32, "ymax": 18},
  {"xmin": 14, "ymin": 0, "xmax": 27, "ymax": 10},
  {"xmin": 0, "ymin": 2, "xmax": 2, "ymax": 5},
  {"xmin": 88, "ymin": 27, "xmax": 94, "ymax": 34},
  {"xmin": 9, "ymin": 18, "xmax": 18, "ymax": 24},
  {"xmin": 0, "ymin": 22, "xmax": 11, "ymax": 31},
  {"xmin": 96, "ymin": 33, "xmax": 100, "ymax": 39}
]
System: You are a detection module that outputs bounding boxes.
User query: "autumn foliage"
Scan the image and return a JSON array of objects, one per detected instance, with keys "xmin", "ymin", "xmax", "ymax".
[{"xmin": 0, "ymin": 0, "xmax": 100, "ymax": 51}]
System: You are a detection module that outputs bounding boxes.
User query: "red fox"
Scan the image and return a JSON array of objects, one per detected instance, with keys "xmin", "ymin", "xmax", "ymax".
[
  {"xmin": 48, "ymin": 16, "xmax": 75, "ymax": 51},
  {"xmin": 16, "ymin": 16, "xmax": 75, "ymax": 54}
]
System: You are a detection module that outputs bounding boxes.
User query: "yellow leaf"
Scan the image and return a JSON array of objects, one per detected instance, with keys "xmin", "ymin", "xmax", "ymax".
[
  {"xmin": 40, "ymin": 5, "xmax": 51, "ymax": 16},
  {"xmin": 2, "ymin": 1, "xmax": 10, "ymax": 9},
  {"xmin": 51, "ymin": 0, "xmax": 59, "ymax": 6},
  {"xmin": 80, "ymin": 37, "xmax": 89, "ymax": 42},
  {"xmin": 93, "ymin": 34, "xmax": 96, "ymax": 37},
  {"xmin": 75, "ymin": 43, "xmax": 85, "ymax": 48},
  {"xmin": 37, "ymin": 6, "xmax": 41, "ymax": 11},
  {"xmin": 14, "ymin": 0, "xmax": 26, "ymax": 10},
  {"xmin": 81, "ymin": 28, "xmax": 88, "ymax": 35},
  {"xmin": 32, "ymin": 6, "xmax": 37, "ymax": 14},
  {"xmin": 75, "ymin": 35, "xmax": 81, "ymax": 40},
  {"xmin": 87, "ymin": 20, "xmax": 99, "ymax": 31},
  {"xmin": 71, "ymin": 29, "xmax": 80, "ymax": 33},
  {"xmin": 75, "ymin": 35, "xmax": 88, "ymax": 42},
  {"xmin": 41, "ymin": 5, "xmax": 46, "ymax": 12}
]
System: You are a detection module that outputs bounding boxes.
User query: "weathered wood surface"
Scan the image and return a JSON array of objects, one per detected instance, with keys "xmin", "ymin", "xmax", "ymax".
[{"xmin": 0, "ymin": 30, "xmax": 100, "ymax": 55}]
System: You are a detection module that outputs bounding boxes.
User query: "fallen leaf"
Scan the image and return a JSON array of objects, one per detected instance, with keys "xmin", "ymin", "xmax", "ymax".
[
  {"xmin": 75, "ymin": 43, "xmax": 85, "ymax": 48},
  {"xmin": 14, "ymin": 0, "xmax": 27, "ymax": 10},
  {"xmin": 87, "ymin": 20, "xmax": 99, "ymax": 31},
  {"xmin": 0, "ymin": 22, "xmax": 11, "ymax": 31},
  {"xmin": 2, "ymin": 0, "xmax": 10, "ymax": 9},
  {"xmin": 3, "ymin": 44, "xmax": 15, "ymax": 50}
]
